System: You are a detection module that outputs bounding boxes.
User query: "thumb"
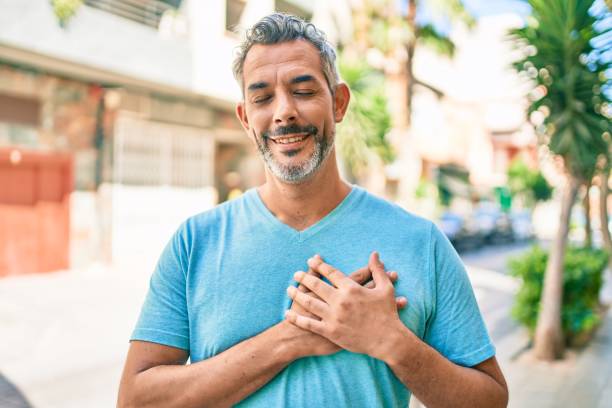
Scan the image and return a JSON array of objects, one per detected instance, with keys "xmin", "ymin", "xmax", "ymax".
[{"xmin": 369, "ymin": 251, "xmax": 390, "ymax": 288}]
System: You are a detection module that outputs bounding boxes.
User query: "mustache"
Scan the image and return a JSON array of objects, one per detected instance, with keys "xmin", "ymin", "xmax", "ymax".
[{"xmin": 262, "ymin": 124, "xmax": 318, "ymax": 139}]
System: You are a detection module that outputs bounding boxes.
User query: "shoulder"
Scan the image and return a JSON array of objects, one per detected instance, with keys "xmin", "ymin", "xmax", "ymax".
[
  {"xmin": 174, "ymin": 191, "xmax": 254, "ymax": 245},
  {"xmin": 354, "ymin": 186, "xmax": 436, "ymax": 238}
]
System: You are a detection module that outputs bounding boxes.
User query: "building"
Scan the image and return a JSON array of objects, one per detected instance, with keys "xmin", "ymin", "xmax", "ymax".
[
  {"xmin": 408, "ymin": 12, "xmax": 538, "ymax": 213},
  {"xmin": 0, "ymin": 0, "xmax": 314, "ymax": 274}
]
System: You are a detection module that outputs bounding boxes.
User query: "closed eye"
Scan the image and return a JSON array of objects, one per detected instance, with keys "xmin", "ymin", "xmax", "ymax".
[
  {"xmin": 294, "ymin": 90, "xmax": 315, "ymax": 96},
  {"xmin": 253, "ymin": 95, "xmax": 272, "ymax": 104}
]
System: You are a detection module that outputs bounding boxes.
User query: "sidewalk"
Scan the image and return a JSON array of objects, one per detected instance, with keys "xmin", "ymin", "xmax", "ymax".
[
  {"xmin": 0, "ymin": 260, "xmax": 611, "ymax": 407},
  {"xmin": 466, "ymin": 265, "xmax": 612, "ymax": 408},
  {"xmin": 503, "ymin": 311, "xmax": 612, "ymax": 408},
  {"xmin": 0, "ymin": 262, "xmax": 151, "ymax": 408}
]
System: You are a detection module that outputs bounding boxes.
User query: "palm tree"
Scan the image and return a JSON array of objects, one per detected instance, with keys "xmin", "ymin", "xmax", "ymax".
[{"xmin": 510, "ymin": 0, "xmax": 611, "ymax": 360}]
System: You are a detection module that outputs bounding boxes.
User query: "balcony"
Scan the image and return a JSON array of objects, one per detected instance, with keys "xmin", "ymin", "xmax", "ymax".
[{"xmin": 84, "ymin": 0, "xmax": 181, "ymax": 28}]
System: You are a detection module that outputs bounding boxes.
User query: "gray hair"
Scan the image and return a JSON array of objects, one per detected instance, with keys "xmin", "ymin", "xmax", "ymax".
[{"xmin": 232, "ymin": 13, "xmax": 339, "ymax": 96}]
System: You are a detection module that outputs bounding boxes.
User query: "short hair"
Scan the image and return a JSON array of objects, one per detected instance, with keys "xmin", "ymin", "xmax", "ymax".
[{"xmin": 232, "ymin": 13, "xmax": 339, "ymax": 96}]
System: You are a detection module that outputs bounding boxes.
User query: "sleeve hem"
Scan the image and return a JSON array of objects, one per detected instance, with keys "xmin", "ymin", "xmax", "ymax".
[
  {"xmin": 131, "ymin": 328, "xmax": 190, "ymax": 351},
  {"xmin": 448, "ymin": 343, "xmax": 496, "ymax": 367}
]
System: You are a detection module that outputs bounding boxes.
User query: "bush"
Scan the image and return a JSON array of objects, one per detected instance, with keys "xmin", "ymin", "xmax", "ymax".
[{"xmin": 509, "ymin": 245, "xmax": 609, "ymax": 346}]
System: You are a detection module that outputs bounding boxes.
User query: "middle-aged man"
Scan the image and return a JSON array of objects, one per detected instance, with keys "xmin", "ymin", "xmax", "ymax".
[{"xmin": 118, "ymin": 13, "xmax": 508, "ymax": 408}]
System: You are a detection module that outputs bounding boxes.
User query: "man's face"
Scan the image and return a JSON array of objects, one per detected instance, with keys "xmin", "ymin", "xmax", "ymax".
[{"xmin": 236, "ymin": 40, "xmax": 348, "ymax": 184}]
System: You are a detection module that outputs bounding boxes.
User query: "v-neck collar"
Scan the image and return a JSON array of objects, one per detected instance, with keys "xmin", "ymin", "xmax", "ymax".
[{"xmin": 245, "ymin": 185, "xmax": 362, "ymax": 242}]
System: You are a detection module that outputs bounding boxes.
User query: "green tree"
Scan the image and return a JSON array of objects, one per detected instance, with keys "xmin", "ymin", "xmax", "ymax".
[
  {"xmin": 507, "ymin": 157, "xmax": 554, "ymax": 207},
  {"xmin": 336, "ymin": 56, "xmax": 394, "ymax": 181},
  {"xmin": 510, "ymin": 0, "xmax": 611, "ymax": 360}
]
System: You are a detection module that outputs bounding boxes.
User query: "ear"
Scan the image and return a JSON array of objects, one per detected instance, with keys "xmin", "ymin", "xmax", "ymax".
[
  {"xmin": 333, "ymin": 83, "xmax": 351, "ymax": 123},
  {"xmin": 236, "ymin": 101, "xmax": 250, "ymax": 132}
]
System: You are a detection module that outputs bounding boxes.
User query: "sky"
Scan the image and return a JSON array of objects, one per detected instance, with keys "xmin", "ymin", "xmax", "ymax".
[
  {"xmin": 408, "ymin": 0, "xmax": 531, "ymax": 36},
  {"xmin": 461, "ymin": 0, "xmax": 531, "ymax": 18}
]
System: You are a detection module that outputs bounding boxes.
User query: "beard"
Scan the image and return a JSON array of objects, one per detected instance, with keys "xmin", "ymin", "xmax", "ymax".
[{"xmin": 254, "ymin": 123, "xmax": 333, "ymax": 184}]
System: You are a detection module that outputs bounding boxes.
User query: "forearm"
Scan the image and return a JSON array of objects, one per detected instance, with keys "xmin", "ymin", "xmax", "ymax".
[
  {"xmin": 382, "ymin": 326, "xmax": 507, "ymax": 408},
  {"xmin": 122, "ymin": 322, "xmax": 300, "ymax": 408}
]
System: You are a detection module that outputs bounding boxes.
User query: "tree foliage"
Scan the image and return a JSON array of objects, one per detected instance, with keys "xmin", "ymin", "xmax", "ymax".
[
  {"xmin": 509, "ymin": 245, "xmax": 608, "ymax": 346},
  {"xmin": 51, "ymin": 0, "xmax": 83, "ymax": 27},
  {"xmin": 336, "ymin": 56, "xmax": 394, "ymax": 180},
  {"xmin": 509, "ymin": 0, "xmax": 611, "ymax": 183},
  {"xmin": 507, "ymin": 157, "xmax": 554, "ymax": 206}
]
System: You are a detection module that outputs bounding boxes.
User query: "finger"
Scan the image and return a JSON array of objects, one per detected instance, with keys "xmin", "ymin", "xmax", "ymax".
[
  {"xmin": 388, "ymin": 271, "xmax": 398, "ymax": 282},
  {"xmin": 365, "ymin": 271, "xmax": 398, "ymax": 289},
  {"xmin": 348, "ymin": 266, "xmax": 371, "ymax": 285},
  {"xmin": 287, "ymin": 286, "xmax": 330, "ymax": 319},
  {"xmin": 307, "ymin": 256, "xmax": 350, "ymax": 288},
  {"xmin": 369, "ymin": 252, "xmax": 392, "ymax": 288},
  {"xmin": 285, "ymin": 309, "xmax": 328, "ymax": 337},
  {"xmin": 396, "ymin": 296, "xmax": 408, "ymax": 309},
  {"xmin": 297, "ymin": 268, "xmax": 319, "ymax": 293},
  {"xmin": 294, "ymin": 271, "xmax": 335, "ymax": 301}
]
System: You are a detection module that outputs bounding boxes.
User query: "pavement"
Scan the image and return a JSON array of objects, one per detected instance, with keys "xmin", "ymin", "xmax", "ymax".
[{"xmin": 1, "ymin": 244, "xmax": 611, "ymax": 408}]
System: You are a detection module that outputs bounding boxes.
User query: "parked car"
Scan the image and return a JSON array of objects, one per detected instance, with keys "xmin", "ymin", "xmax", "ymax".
[
  {"xmin": 473, "ymin": 203, "xmax": 514, "ymax": 245},
  {"xmin": 510, "ymin": 210, "xmax": 535, "ymax": 241},
  {"xmin": 438, "ymin": 211, "xmax": 483, "ymax": 252}
]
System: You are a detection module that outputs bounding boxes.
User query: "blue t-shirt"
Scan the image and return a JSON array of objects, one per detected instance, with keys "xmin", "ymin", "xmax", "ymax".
[{"xmin": 132, "ymin": 186, "xmax": 495, "ymax": 407}]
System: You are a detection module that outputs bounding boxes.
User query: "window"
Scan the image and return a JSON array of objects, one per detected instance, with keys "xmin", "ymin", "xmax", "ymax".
[
  {"xmin": 274, "ymin": 0, "xmax": 312, "ymax": 21},
  {"xmin": 0, "ymin": 94, "xmax": 40, "ymax": 148},
  {"xmin": 226, "ymin": 0, "xmax": 247, "ymax": 33},
  {"xmin": 0, "ymin": 94, "xmax": 40, "ymax": 127}
]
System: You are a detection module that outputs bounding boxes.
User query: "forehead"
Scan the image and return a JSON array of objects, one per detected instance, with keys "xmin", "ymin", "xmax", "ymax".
[{"xmin": 242, "ymin": 39, "xmax": 325, "ymax": 84}]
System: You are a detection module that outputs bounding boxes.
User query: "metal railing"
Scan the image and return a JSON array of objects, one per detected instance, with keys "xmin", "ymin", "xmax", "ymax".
[{"xmin": 84, "ymin": 0, "xmax": 176, "ymax": 28}]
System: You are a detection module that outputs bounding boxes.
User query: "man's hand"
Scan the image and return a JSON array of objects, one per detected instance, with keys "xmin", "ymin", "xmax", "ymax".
[
  {"xmin": 285, "ymin": 252, "xmax": 406, "ymax": 361},
  {"xmin": 284, "ymin": 256, "xmax": 407, "ymax": 359}
]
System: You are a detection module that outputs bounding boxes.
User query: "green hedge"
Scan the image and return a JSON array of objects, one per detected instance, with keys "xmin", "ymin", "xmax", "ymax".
[{"xmin": 509, "ymin": 245, "xmax": 609, "ymax": 346}]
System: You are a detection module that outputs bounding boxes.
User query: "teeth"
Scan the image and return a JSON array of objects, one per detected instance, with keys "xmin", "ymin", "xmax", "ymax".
[{"xmin": 275, "ymin": 135, "xmax": 307, "ymax": 144}]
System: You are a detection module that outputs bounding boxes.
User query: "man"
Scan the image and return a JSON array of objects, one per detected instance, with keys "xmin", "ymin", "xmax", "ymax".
[{"xmin": 118, "ymin": 13, "xmax": 508, "ymax": 408}]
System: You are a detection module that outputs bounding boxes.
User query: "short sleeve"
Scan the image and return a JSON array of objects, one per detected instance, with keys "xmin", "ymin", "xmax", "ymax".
[
  {"xmin": 130, "ymin": 225, "xmax": 190, "ymax": 351},
  {"xmin": 423, "ymin": 224, "xmax": 495, "ymax": 367}
]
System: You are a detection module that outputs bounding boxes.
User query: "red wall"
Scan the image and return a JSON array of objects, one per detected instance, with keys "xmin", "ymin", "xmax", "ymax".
[{"xmin": 0, "ymin": 148, "xmax": 73, "ymax": 276}]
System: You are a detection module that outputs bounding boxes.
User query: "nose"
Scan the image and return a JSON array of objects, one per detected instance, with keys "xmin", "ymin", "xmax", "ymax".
[{"xmin": 273, "ymin": 93, "xmax": 297, "ymax": 125}]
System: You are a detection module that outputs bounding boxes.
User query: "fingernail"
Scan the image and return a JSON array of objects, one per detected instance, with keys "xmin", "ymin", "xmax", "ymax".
[
  {"xmin": 294, "ymin": 271, "xmax": 305, "ymax": 281},
  {"xmin": 287, "ymin": 286, "xmax": 296, "ymax": 296},
  {"xmin": 307, "ymin": 258, "xmax": 316, "ymax": 267}
]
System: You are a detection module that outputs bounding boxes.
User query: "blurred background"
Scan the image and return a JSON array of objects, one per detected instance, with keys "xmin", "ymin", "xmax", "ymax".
[{"xmin": 0, "ymin": 0, "xmax": 610, "ymax": 407}]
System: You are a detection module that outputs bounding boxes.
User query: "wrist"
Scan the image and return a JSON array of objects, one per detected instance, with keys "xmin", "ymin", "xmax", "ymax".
[
  {"xmin": 375, "ymin": 321, "xmax": 417, "ymax": 366},
  {"xmin": 272, "ymin": 320, "xmax": 309, "ymax": 362}
]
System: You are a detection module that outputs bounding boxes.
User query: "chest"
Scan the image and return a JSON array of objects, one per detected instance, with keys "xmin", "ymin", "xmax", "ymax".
[{"xmin": 185, "ymin": 231, "xmax": 432, "ymax": 361}]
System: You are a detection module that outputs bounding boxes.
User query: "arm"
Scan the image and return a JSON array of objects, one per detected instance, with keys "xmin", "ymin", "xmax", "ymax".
[
  {"xmin": 117, "ymin": 321, "xmax": 318, "ymax": 408},
  {"xmin": 118, "ymin": 264, "xmax": 406, "ymax": 408},
  {"xmin": 285, "ymin": 253, "xmax": 508, "ymax": 408},
  {"xmin": 382, "ymin": 324, "xmax": 508, "ymax": 408}
]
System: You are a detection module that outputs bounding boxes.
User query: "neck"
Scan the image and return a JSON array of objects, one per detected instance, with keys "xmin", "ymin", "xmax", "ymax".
[{"xmin": 257, "ymin": 151, "xmax": 351, "ymax": 231}]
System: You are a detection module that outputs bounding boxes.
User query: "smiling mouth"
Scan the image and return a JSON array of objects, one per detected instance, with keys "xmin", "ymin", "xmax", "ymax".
[{"xmin": 271, "ymin": 133, "xmax": 310, "ymax": 144}]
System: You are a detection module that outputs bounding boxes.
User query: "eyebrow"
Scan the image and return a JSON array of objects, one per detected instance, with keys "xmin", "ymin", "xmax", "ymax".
[
  {"xmin": 247, "ymin": 81, "xmax": 269, "ymax": 92},
  {"xmin": 290, "ymin": 74, "xmax": 315, "ymax": 84},
  {"xmin": 246, "ymin": 75, "xmax": 316, "ymax": 92}
]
